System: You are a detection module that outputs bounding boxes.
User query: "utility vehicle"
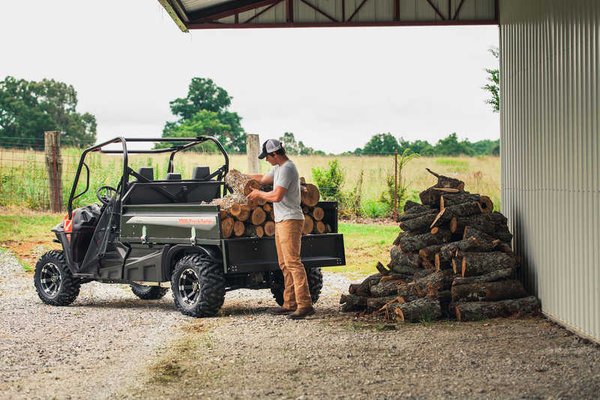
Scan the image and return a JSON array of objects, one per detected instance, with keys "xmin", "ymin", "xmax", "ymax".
[{"xmin": 33, "ymin": 137, "xmax": 345, "ymax": 317}]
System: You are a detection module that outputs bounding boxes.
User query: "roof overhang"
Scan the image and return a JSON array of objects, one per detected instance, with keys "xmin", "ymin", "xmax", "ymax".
[{"xmin": 158, "ymin": 0, "xmax": 498, "ymax": 31}]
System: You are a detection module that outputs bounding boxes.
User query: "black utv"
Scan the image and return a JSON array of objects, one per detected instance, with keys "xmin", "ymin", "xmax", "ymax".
[{"xmin": 34, "ymin": 137, "xmax": 345, "ymax": 317}]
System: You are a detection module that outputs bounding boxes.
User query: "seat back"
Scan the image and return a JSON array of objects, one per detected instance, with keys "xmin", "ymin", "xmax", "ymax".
[
  {"xmin": 137, "ymin": 167, "xmax": 154, "ymax": 181},
  {"xmin": 166, "ymin": 173, "xmax": 181, "ymax": 181},
  {"xmin": 192, "ymin": 166, "xmax": 211, "ymax": 180}
]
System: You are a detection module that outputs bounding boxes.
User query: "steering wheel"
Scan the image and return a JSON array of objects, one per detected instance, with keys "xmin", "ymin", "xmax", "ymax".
[{"xmin": 96, "ymin": 185, "xmax": 117, "ymax": 205}]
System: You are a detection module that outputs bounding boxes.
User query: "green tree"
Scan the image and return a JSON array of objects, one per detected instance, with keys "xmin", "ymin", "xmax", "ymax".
[
  {"xmin": 279, "ymin": 132, "xmax": 322, "ymax": 155},
  {"xmin": 483, "ymin": 47, "xmax": 500, "ymax": 113},
  {"xmin": 162, "ymin": 77, "xmax": 246, "ymax": 153},
  {"xmin": 0, "ymin": 76, "xmax": 96, "ymax": 148},
  {"xmin": 434, "ymin": 133, "xmax": 474, "ymax": 156},
  {"xmin": 311, "ymin": 159, "xmax": 344, "ymax": 202},
  {"xmin": 361, "ymin": 133, "xmax": 400, "ymax": 155}
]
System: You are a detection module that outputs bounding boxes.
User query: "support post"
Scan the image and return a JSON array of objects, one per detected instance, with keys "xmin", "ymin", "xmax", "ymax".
[
  {"xmin": 44, "ymin": 131, "xmax": 63, "ymax": 213},
  {"xmin": 247, "ymin": 134, "xmax": 260, "ymax": 173},
  {"xmin": 393, "ymin": 149, "xmax": 398, "ymax": 221}
]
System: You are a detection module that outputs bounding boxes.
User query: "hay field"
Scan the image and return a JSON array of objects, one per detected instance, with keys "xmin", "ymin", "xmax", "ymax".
[{"xmin": 0, "ymin": 147, "xmax": 500, "ymax": 210}]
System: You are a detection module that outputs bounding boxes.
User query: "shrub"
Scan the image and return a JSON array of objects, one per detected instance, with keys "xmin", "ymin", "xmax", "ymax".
[
  {"xmin": 361, "ymin": 200, "xmax": 390, "ymax": 218},
  {"xmin": 311, "ymin": 159, "xmax": 345, "ymax": 203},
  {"xmin": 379, "ymin": 149, "xmax": 419, "ymax": 218}
]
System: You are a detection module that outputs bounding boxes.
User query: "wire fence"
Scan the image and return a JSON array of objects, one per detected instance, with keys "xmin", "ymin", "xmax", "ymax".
[{"xmin": 0, "ymin": 135, "xmax": 501, "ymax": 215}]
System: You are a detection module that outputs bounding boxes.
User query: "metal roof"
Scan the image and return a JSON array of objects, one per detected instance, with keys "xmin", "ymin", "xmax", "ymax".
[{"xmin": 159, "ymin": 0, "xmax": 498, "ymax": 31}]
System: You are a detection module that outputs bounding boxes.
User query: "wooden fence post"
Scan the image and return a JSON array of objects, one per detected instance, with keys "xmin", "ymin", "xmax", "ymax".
[
  {"xmin": 247, "ymin": 134, "xmax": 260, "ymax": 174},
  {"xmin": 45, "ymin": 131, "xmax": 63, "ymax": 213},
  {"xmin": 393, "ymin": 149, "xmax": 398, "ymax": 221}
]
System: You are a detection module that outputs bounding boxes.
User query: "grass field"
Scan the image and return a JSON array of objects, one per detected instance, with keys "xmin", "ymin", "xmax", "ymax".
[
  {"xmin": 0, "ymin": 147, "xmax": 501, "ymax": 212},
  {"xmin": 0, "ymin": 213, "xmax": 398, "ymax": 278}
]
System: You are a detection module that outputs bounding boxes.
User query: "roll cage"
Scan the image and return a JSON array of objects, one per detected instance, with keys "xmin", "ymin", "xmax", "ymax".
[{"xmin": 67, "ymin": 136, "xmax": 230, "ymax": 219}]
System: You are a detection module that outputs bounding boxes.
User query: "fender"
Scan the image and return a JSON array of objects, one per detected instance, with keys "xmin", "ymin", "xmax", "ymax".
[{"xmin": 161, "ymin": 244, "xmax": 222, "ymax": 281}]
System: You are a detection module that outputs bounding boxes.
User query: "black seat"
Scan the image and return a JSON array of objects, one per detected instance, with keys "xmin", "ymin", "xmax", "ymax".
[
  {"xmin": 166, "ymin": 173, "xmax": 181, "ymax": 181},
  {"xmin": 138, "ymin": 167, "xmax": 153, "ymax": 181},
  {"xmin": 192, "ymin": 166, "xmax": 210, "ymax": 180}
]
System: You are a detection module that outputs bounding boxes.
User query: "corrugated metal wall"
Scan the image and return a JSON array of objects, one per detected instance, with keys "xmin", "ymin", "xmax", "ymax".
[{"xmin": 500, "ymin": 0, "xmax": 600, "ymax": 342}]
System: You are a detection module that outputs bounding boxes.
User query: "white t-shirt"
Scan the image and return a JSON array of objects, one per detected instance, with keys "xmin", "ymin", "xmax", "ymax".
[{"xmin": 266, "ymin": 160, "xmax": 304, "ymax": 222}]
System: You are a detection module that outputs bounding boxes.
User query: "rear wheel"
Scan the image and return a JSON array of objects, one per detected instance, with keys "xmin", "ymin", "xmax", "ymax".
[
  {"xmin": 34, "ymin": 250, "xmax": 80, "ymax": 306},
  {"xmin": 130, "ymin": 284, "xmax": 168, "ymax": 300},
  {"xmin": 270, "ymin": 268, "xmax": 323, "ymax": 307},
  {"xmin": 171, "ymin": 253, "xmax": 225, "ymax": 317}
]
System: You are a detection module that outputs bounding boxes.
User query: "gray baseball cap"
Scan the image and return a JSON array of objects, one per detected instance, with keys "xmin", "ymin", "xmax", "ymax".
[{"xmin": 258, "ymin": 139, "xmax": 283, "ymax": 159}]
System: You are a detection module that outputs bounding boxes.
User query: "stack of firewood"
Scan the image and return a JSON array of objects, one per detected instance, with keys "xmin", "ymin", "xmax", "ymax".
[
  {"xmin": 213, "ymin": 170, "xmax": 331, "ymax": 238},
  {"xmin": 340, "ymin": 169, "xmax": 540, "ymax": 322}
]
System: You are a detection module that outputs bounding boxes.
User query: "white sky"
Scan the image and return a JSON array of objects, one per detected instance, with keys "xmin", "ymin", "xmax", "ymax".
[{"xmin": 0, "ymin": 1, "xmax": 499, "ymax": 154}]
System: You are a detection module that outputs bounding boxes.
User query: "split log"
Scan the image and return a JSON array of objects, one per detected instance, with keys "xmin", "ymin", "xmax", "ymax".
[
  {"xmin": 419, "ymin": 244, "xmax": 444, "ymax": 269},
  {"xmin": 340, "ymin": 294, "xmax": 367, "ymax": 312},
  {"xmin": 452, "ymin": 268, "xmax": 514, "ymax": 286},
  {"xmin": 375, "ymin": 261, "xmax": 391, "ymax": 275},
  {"xmin": 419, "ymin": 186, "xmax": 461, "ymax": 207},
  {"xmin": 366, "ymin": 296, "xmax": 399, "ymax": 310},
  {"xmin": 440, "ymin": 193, "xmax": 493, "ymax": 214},
  {"xmin": 229, "ymin": 203, "xmax": 242, "ymax": 217},
  {"xmin": 370, "ymin": 280, "xmax": 404, "ymax": 297},
  {"xmin": 263, "ymin": 221, "xmax": 275, "ymax": 237},
  {"xmin": 225, "ymin": 169, "xmax": 261, "ymax": 196},
  {"xmin": 461, "ymin": 252, "xmax": 517, "ymax": 277},
  {"xmin": 237, "ymin": 206, "xmax": 251, "ymax": 222},
  {"xmin": 451, "ymin": 279, "xmax": 528, "ymax": 302},
  {"xmin": 434, "ymin": 237, "xmax": 497, "ymax": 270},
  {"xmin": 388, "ymin": 245, "xmax": 421, "ymax": 270},
  {"xmin": 314, "ymin": 221, "xmax": 326, "ymax": 234},
  {"xmin": 451, "ymin": 212, "xmax": 513, "ymax": 243},
  {"xmin": 403, "ymin": 200, "xmax": 430, "ymax": 213},
  {"xmin": 302, "ymin": 215, "xmax": 314, "ymax": 235},
  {"xmin": 257, "ymin": 197, "xmax": 267, "ymax": 206},
  {"xmin": 244, "ymin": 225, "xmax": 265, "ymax": 238},
  {"xmin": 233, "ymin": 221, "xmax": 245, "ymax": 237},
  {"xmin": 220, "ymin": 217, "xmax": 234, "ymax": 239},
  {"xmin": 426, "ymin": 168, "xmax": 465, "ymax": 191},
  {"xmin": 454, "ymin": 296, "xmax": 540, "ymax": 321},
  {"xmin": 219, "ymin": 210, "xmax": 229, "ymax": 220},
  {"xmin": 348, "ymin": 274, "xmax": 382, "ymax": 296},
  {"xmin": 388, "ymin": 298, "xmax": 442, "ymax": 322},
  {"xmin": 463, "ymin": 226, "xmax": 498, "ymax": 242},
  {"xmin": 301, "ymin": 184, "xmax": 320, "ymax": 207},
  {"xmin": 251, "ymin": 207, "xmax": 267, "ymax": 225},
  {"xmin": 312, "ymin": 206, "xmax": 325, "ymax": 221},
  {"xmin": 399, "ymin": 211, "xmax": 438, "ymax": 233},
  {"xmin": 263, "ymin": 203, "xmax": 272, "ymax": 213},
  {"xmin": 409, "ymin": 270, "xmax": 454, "ymax": 298},
  {"xmin": 430, "ymin": 201, "xmax": 483, "ymax": 228},
  {"xmin": 398, "ymin": 229, "xmax": 451, "ymax": 252}
]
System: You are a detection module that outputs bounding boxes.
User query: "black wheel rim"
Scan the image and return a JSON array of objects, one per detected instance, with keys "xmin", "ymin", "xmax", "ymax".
[
  {"xmin": 178, "ymin": 268, "xmax": 200, "ymax": 305},
  {"xmin": 40, "ymin": 263, "xmax": 61, "ymax": 298}
]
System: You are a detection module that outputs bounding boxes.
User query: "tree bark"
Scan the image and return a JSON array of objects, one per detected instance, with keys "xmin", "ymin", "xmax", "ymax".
[
  {"xmin": 419, "ymin": 186, "xmax": 461, "ymax": 207},
  {"xmin": 435, "ymin": 237, "xmax": 497, "ymax": 270},
  {"xmin": 398, "ymin": 229, "xmax": 451, "ymax": 252},
  {"xmin": 388, "ymin": 298, "xmax": 442, "ymax": 322},
  {"xmin": 451, "ymin": 279, "xmax": 528, "ymax": 302},
  {"xmin": 440, "ymin": 193, "xmax": 493, "ymax": 214},
  {"xmin": 461, "ymin": 252, "xmax": 517, "ymax": 277},
  {"xmin": 225, "ymin": 169, "xmax": 261, "ymax": 196},
  {"xmin": 451, "ymin": 212, "xmax": 513, "ymax": 243},
  {"xmin": 340, "ymin": 294, "xmax": 367, "ymax": 312},
  {"xmin": 430, "ymin": 202, "xmax": 483, "ymax": 228},
  {"xmin": 348, "ymin": 274, "xmax": 381, "ymax": 296},
  {"xmin": 366, "ymin": 296, "xmax": 399, "ymax": 310},
  {"xmin": 403, "ymin": 200, "xmax": 431, "ymax": 214},
  {"xmin": 452, "ymin": 268, "xmax": 514, "ymax": 286},
  {"xmin": 426, "ymin": 168, "xmax": 465, "ymax": 190},
  {"xmin": 399, "ymin": 211, "xmax": 438, "ymax": 233},
  {"xmin": 454, "ymin": 296, "xmax": 540, "ymax": 321}
]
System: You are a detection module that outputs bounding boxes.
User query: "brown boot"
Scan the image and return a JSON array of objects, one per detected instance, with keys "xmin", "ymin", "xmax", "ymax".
[
  {"xmin": 288, "ymin": 306, "xmax": 315, "ymax": 320},
  {"xmin": 270, "ymin": 307, "xmax": 296, "ymax": 315}
]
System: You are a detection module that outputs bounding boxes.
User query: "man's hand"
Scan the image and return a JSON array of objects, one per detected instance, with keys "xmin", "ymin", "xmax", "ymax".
[{"xmin": 247, "ymin": 189, "xmax": 263, "ymax": 201}]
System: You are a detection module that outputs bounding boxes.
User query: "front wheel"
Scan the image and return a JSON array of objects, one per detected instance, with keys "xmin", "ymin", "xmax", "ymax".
[
  {"xmin": 34, "ymin": 250, "xmax": 80, "ymax": 306},
  {"xmin": 171, "ymin": 253, "xmax": 225, "ymax": 317},
  {"xmin": 270, "ymin": 268, "xmax": 323, "ymax": 307},
  {"xmin": 130, "ymin": 283, "xmax": 168, "ymax": 300}
]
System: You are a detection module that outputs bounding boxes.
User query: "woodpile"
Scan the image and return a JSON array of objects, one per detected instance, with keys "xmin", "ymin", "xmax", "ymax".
[
  {"xmin": 212, "ymin": 169, "xmax": 332, "ymax": 238},
  {"xmin": 340, "ymin": 169, "xmax": 540, "ymax": 322}
]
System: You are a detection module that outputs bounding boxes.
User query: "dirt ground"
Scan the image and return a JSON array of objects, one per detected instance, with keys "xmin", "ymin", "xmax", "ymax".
[{"xmin": 1, "ymin": 250, "xmax": 599, "ymax": 400}]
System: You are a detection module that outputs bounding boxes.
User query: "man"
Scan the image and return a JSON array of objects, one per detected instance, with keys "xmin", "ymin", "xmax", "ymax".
[{"xmin": 247, "ymin": 139, "xmax": 314, "ymax": 320}]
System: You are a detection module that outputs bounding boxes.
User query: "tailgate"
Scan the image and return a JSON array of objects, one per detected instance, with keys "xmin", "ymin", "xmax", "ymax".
[{"xmin": 223, "ymin": 234, "xmax": 345, "ymax": 274}]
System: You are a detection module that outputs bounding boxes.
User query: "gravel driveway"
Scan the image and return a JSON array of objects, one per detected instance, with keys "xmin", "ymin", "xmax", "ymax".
[{"xmin": 1, "ymin": 250, "xmax": 599, "ymax": 399}]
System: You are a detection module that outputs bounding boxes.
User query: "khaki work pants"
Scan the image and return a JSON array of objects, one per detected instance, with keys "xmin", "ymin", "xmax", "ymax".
[{"xmin": 274, "ymin": 219, "xmax": 312, "ymax": 310}]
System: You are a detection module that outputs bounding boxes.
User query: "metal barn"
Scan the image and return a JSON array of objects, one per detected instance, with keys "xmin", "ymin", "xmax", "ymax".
[{"xmin": 159, "ymin": 0, "xmax": 600, "ymax": 342}]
